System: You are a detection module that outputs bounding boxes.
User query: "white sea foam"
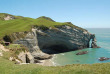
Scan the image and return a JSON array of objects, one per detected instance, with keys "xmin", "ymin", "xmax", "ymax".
[
  {"xmin": 61, "ymin": 53, "xmax": 64, "ymax": 55},
  {"xmin": 51, "ymin": 54, "xmax": 57, "ymax": 66}
]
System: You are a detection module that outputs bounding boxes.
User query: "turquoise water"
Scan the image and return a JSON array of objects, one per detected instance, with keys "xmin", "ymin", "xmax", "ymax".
[{"xmin": 53, "ymin": 28, "xmax": 110, "ymax": 66}]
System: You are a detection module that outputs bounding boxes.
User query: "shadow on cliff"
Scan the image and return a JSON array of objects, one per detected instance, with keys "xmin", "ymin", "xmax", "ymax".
[{"xmin": 40, "ymin": 45, "xmax": 78, "ymax": 54}]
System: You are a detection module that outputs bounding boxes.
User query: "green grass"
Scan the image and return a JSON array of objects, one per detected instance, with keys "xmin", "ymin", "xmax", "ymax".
[
  {"xmin": 0, "ymin": 51, "xmax": 110, "ymax": 74},
  {"xmin": 5, "ymin": 44, "xmax": 21, "ymax": 49},
  {"xmin": 0, "ymin": 13, "xmax": 85, "ymax": 39},
  {"xmin": 1, "ymin": 13, "xmax": 108, "ymax": 74},
  {"xmin": 5, "ymin": 44, "xmax": 28, "ymax": 58}
]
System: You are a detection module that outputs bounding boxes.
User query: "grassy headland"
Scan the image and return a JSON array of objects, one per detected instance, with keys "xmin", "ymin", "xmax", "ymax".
[
  {"xmin": 0, "ymin": 13, "xmax": 109, "ymax": 74},
  {"xmin": 0, "ymin": 13, "xmax": 85, "ymax": 39}
]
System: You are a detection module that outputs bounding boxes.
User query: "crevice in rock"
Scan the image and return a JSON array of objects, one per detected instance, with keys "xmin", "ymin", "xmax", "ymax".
[{"xmin": 26, "ymin": 54, "xmax": 30, "ymax": 63}]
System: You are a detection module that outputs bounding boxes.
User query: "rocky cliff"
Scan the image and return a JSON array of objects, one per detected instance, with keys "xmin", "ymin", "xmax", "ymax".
[
  {"xmin": 0, "ymin": 13, "xmax": 99, "ymax": 63},
  {"xmin": 12, "ymin": 26, "xmax": 98, "ymax": 53},
  {"xmin": 8, "ymin": 25, "xmax": 99, "ymax": 63}
]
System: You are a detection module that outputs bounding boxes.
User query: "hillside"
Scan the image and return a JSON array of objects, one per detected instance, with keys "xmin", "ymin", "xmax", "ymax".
[
  {"xmin": 0, "ymin": 13, "xmax": 85, "ymax": 39},
  {"xmin": 0, "ymin": 13, "xmax": 105, "ymax": 74}
]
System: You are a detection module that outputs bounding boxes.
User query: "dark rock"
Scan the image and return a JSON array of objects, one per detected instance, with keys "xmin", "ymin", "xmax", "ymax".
[
  {"xmin": 91, "ymin": 34, "xmax": 100, "ymax": 48},
  {"xmin": 98, "ymin": 57, "xmax": 110, "ymax": 61},
  {"xmin": 34, "ymin": 59, "xmax": 41, "ymax": 63},
  {"xmin": 34, "ymin": 54, "xmax": 53, "ymax": 60},
  {"xmin": 76, "ymin": 51, "xmax": 88, "ymax": 55}
]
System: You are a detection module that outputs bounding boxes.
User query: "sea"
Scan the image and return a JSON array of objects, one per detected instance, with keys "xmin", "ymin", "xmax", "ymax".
[{"xmin": 52, "ymin": 28, "xmax": 110, "ymax": 66}]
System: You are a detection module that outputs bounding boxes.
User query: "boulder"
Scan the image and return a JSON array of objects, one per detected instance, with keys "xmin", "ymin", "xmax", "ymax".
[
  {"xmin": 18, "ymin": 52, "xmax": 26, "ymax": 63},
  {"xmin": 34, "ymin": 53, "xmax": 52, "ymax": 60},
  {"xmin": 18, "ymin": 52, "xmax": 34, "ymax": 63},
  {"xmin": 98, "ymin": 57, "xmax": 110, "ymax": 61},
  {"xmin": 26, "ymin": 52, "xmax": 34, "ymax": 63},
  {"xmin": 76, "ymin": 51, "xmax": 88, "ymax": 55}
]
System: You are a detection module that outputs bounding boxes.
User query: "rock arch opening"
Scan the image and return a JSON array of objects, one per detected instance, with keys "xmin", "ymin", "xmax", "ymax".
[{"xmin": 89, "ymin": 39, "xmax": 93, "ymax": 48}]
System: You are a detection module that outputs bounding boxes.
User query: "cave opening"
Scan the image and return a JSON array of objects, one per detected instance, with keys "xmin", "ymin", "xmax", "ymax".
[
  {"xmin": 3, "ymin": 35, "xmax": 12, "ymax": 43},
  {"xmin": 41, "ymin": 44, "xmax": 70, "ymax": 54}
]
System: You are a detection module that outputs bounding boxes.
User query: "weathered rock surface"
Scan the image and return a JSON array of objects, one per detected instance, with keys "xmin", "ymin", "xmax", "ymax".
[
  {"xmin": 34, "ymin": 53, "xmax": 52, "ymax": 60},
  {"xmin": 17, "ymin": 51, "xmax": 34, "ymax": 63},
  {"xmin": 37, "ymin": 25, "xmax": 98, "ymax": 53},
  {"xmin": 12, "ymin": 25, "xmax": 99, "ymax": 54},
  {"xmin": 13, "ymin": 30, "xmax": 41, "ymax": 53},
  {"xmin": 5, "ymin": 25, "xmax": 99, "ymax": 63},
  {"xmin": 76, "ymin": 51, "xmax": 88, "ymax": 55},
  {"xmin": 90, "ymin": 34, "xmax": 100, "ymax": 48},
  {"xmin": 98, "ymin": 57, "xmax": 110, "ymax": 61}
]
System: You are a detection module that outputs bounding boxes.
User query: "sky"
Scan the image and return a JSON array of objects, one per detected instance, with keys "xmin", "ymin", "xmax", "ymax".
[{"xmin": 0, "ymin": 0, "xmax": 110, "ymax": 28}]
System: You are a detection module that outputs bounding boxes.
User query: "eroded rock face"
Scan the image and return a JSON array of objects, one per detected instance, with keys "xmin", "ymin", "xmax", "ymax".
[
  {"xmin": 14, "ymin": 30, "xmax": 41, "ymax": 53},
  {"xmin": 11, "ymin": 25, "xmax": 99, "ymax": 63},
  {"xmin": 37, "ymin": 25, "xmax": 98, "ymax": 53},
  {"xmin": 13, "ymin": 26, "xmax": 99, "ymax": 54},
  {"xmin": 90, "ymin": 34, "xmax": 100, "ymax": 48},
  {"xmin": 17, "ymin": 51, "xmax": 34, "ymax": 63}
]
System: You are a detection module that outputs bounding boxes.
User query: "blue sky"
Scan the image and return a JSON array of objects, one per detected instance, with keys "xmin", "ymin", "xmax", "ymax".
[{"xmin": 0, "ymin": 0, "xmax": 110, "ymax": 28}]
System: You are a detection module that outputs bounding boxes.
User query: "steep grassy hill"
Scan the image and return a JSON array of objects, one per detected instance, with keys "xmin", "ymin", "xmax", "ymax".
[{"xmin": 0, "ymin": 13, "xmax": 85, "ymax": 39}]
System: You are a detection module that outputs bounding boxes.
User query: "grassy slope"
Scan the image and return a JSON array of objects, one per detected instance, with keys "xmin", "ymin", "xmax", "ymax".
[
  {"xmin": 0, "ymin": 13, "xmax": 84, "ymax": 39},
  {"xmin": 0, "ymin": 51, "xmax": 110, "ymax": 74},
  {"xmin": 1, "ymin": 13, "xmax": 109, "ymax": 74}
]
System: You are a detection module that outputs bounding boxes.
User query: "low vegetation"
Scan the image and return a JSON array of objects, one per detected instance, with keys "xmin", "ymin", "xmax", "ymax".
[
  {"xmin": 4, "ymin": 44, "xmax": 28, "ymax": 59},
  {"xmin": 0, "ymin": 51, "xmax": 110, "ymax": 74}
]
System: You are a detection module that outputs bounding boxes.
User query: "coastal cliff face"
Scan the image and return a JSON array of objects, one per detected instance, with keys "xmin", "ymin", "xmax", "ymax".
[
  {"xmin": 37, "ymin": 25, "xmax": 99, "ymax": 53},
  {"xmin": 6, "ymin": 25, "xmax": 98, "ymax": 63},
  {"xmin": 0, "ymin": 13, "xmax": 99, "ymax": 63},
  {"xmin": 13, "ymin": 25, "xmax": 98, "ymax": 54}
]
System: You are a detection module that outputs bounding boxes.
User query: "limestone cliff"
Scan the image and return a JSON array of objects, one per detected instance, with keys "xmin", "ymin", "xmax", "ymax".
[
  {"xmin": 36, "ymin": 25, "xmax": 99, "ymax": 54},
  {"xmin": 2, "ymin": 25, "xmax": 99, "ymax": 64},
  {"xmin": 12, "ymin": 25, "xmax": 98, "ymax": 54},
  {"xmin": 4, "ymin": 25, "xmax": 98, "ymax": 63},
  {"xmin": 1, "ymin": 14, "xmax": 99, "ymax": 63}
]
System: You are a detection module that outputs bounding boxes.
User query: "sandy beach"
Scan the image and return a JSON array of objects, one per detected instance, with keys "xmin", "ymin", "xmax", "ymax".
[{"xmin": 36, "ymin": 59, "xmax": 54, "ymax": 66}]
